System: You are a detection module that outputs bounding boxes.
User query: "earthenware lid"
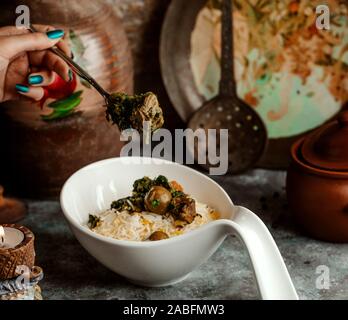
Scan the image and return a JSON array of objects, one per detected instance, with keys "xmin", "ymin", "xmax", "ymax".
[{"xmin": 301, "ymin": 111, "xmax": 348, "ymax": 171}]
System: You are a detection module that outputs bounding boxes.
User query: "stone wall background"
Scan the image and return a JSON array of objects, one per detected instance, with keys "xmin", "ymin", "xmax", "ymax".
[{"xmin": 107, "ymin": 0, "xmax": 183, "ymax": 130}]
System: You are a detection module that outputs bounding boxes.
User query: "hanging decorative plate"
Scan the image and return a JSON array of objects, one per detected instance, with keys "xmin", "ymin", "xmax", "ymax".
[{"xmin": 160, "ymin": 0, "xmax": 348, "ymax": 168}]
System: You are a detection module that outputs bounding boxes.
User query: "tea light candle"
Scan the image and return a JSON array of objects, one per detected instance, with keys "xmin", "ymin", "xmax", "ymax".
[
  {"xmin": 0, "ymin": 224, "xmax": 35, "ymax": 280},
  {"xmin": 0, "ymin": 226, "xmax": 25, "ymax": 249}
]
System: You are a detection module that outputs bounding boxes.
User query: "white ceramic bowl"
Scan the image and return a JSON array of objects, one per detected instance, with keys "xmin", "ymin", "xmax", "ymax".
[{"xmin": 61, "ymin": 157, "xmax": 298, "ymax": 300}]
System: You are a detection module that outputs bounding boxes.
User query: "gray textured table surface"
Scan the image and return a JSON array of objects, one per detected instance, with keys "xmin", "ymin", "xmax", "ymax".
[{"xmin": 20, "ymin": 170, "xmax": 348, "ymax": 300}]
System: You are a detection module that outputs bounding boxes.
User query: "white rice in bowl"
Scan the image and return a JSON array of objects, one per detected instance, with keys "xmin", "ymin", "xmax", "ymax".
[{"xmin": 89, "ymin": 201, "xmax": 219, "ymax": 242}]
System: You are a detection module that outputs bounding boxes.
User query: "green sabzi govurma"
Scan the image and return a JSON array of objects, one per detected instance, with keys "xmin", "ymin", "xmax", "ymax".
[
  {"xmin": 111, "ymin": 176, "xmax": 169, "ymax": 212},
  {"xmin": 88, "ymin": 214, "xmax": 101, "ymax": 229},
  {"xmin": 110, "ymin": 175, "xmax": 197, "ymax": 224},
  {"xmin": 105, "ymin": 92, "xmax": 164, "ymax": 132}
]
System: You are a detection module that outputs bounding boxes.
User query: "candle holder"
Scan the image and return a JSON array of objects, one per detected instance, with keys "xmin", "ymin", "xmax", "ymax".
[
  {"xmin": 0, "ymin": 224, "xmax": 35, "ymax": 279},
  {"xmin": 0, "ymin": 266, "xmax": 43, "ymax": 300},
  {"xmin": 0, "ymin": 224, "xmax": 42, "ymax": 300},
  {"xmin": 0, "ymin": 186, "xmax": 27, "ymax": 224}
]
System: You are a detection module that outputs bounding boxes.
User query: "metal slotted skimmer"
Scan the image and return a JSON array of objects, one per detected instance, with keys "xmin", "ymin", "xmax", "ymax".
[{"xmin": 187, "ymin": 0, "xmax": 267, "ymax": 174}]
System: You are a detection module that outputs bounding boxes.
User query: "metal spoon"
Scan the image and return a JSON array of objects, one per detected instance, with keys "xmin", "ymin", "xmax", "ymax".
[
  {"xmin": 187, "ymin": 0, "xmax": 267, "ymax": 174},
  {"xmin": 29, "ymin": 25, "xmax": 164, "ymax": 132},
  {"xmin": 29, "ymin": 25, "xmax": 112, "ymax": 103}
]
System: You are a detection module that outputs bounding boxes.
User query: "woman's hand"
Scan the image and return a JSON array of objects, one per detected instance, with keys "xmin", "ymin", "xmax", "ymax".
[{"xmin": 0, "ymin": 25, "xmax": 72, "ymax": 103}]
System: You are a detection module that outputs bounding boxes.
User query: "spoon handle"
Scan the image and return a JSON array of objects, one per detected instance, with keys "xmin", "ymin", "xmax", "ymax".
[
  {"xmin": 226, "ymin": 206, "xmax": 299, "ymax": 300},
  {"xmin": 219, "ymin": 0, "xmax": 237, "ymax": 97},
  {"xmin": 28, "ymin": 25, "xmax": 110, "ymax": 100}
]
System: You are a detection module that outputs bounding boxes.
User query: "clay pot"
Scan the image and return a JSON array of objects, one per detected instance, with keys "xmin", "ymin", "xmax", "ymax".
[
  {"xmin": 0, "ymin": 186, "xmax": 26, "ymax": 223},
  {"xmin": 286, "ymin": 111, "xmax": 348, "ymax": 242},
  {"xmin": 0, "ymin": 0, "xmax": 133, "ymax": 198}
]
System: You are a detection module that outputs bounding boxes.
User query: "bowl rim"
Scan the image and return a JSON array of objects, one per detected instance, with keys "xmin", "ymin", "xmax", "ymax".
[{"xmin": 60, "ymin": 156, "xmax": 235, "ymax": 248}]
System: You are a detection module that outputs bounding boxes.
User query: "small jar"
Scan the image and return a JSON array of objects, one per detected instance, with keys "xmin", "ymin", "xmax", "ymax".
[{"xmin": 287, "ymin": 111, "xmax": 348, "ymax": 242}]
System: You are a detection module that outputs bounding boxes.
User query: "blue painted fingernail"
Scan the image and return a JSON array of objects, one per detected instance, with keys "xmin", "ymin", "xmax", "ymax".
[
  {"xmin": 46, "ymin": 29, "xmax": 65, "ymax": 40},
  {"xmin": 68, "ymin": 69, "xmax": 73, "ymax": 82},
  {"xmin": 15, "ymin": 84, "xmax": 30, "ymax": 93},
  {"xmin": 28, "ymin": 75, "xmax": 44, "ymax": 85}
]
